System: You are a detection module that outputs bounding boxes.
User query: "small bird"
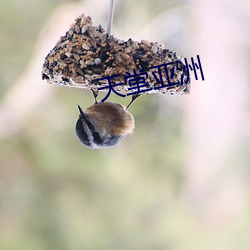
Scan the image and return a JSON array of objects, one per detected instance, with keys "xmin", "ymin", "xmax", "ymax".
[{"xmin": 75, "ymin": 91, "xmax": 136, "ymax": 149}]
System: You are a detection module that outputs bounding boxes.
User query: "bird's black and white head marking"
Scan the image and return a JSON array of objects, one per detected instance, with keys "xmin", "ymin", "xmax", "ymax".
[{"xmin": 75, "ymin": 105, "xmax": 124, "ymax": 149}]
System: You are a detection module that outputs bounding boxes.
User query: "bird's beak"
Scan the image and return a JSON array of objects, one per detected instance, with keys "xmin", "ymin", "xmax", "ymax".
[{"xmin": 77, "ymin": 105, "xmax": 86, "ymax": 119}]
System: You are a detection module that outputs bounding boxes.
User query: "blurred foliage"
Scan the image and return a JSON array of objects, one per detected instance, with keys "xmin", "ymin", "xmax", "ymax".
[{"xmin": 0, "ymin": 0, "xmax": 72, "ymax": 98}]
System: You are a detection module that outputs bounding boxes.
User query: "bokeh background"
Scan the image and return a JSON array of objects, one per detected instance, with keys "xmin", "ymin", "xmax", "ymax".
[{"xmin": 1, "ymin": 0, "xmax": 250, "ymax": 249}]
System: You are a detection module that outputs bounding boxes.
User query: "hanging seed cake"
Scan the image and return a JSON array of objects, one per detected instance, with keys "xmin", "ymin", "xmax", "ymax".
[{"xmin": 42, "ymin": 14, "xmax": 190, "ymax": 95}]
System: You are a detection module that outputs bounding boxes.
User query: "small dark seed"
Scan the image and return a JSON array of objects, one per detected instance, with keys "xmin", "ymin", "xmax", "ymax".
[{"xmin": 42, "ymin": 73, "xmax": 50, "ymax": 80}]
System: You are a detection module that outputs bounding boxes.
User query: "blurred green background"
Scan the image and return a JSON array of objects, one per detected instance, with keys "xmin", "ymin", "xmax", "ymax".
[{"xmin": 1, "ymin": 0, "xmax": 250, "ymax": 249}]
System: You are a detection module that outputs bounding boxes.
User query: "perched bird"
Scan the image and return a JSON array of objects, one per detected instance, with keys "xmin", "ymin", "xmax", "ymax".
[{"xmin": 75, "ymin": 100, "xmax": 135, "ymax": 149}]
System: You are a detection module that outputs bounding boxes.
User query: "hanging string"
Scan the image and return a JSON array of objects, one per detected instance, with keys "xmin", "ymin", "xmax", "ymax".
[{"xmin": 107, "ymin": 0, "xmax": 115, "ymax": 34}]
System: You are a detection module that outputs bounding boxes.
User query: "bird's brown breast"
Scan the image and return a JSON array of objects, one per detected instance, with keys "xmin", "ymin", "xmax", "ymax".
[{"xmin": 86, "ymin": 102, "xmax": 134, "ymax": 135}]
